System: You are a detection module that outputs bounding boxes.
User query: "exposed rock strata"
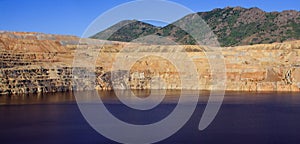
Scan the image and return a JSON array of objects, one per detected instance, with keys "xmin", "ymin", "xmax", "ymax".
[{"xmin": 0, "ymin": 32, "xmax": 299, "ymax": 94}]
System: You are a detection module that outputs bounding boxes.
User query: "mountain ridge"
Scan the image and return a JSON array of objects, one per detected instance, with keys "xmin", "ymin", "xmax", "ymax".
[{"xmin": 90, "ymin": 7, "xmax": 300, "ymax": 47}]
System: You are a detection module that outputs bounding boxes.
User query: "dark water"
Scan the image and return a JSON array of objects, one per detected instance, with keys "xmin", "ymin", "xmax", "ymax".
[{"xmin": 0, "ymin": 90, "xmax": 300, "ymax": 144}]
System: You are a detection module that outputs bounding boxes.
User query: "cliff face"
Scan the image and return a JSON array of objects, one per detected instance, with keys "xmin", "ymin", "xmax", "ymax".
[{"xmin": 0, "ymin": 31, "xmax": 300, "ymax": 94}]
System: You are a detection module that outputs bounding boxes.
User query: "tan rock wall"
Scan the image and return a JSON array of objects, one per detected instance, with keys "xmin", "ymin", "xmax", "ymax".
[{"xmin": 0, "ymin": 32, "xmax": 300, "ymax": 94}]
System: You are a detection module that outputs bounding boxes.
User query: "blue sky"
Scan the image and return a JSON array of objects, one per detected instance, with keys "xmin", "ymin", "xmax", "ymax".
[{"xmin": 0, "ymin": 0, "xmax": 299, "ymax": 37}]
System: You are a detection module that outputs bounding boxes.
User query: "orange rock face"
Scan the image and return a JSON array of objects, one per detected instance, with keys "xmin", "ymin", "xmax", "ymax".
[{"xmin": 0, "ymin": 31, "xmax": 300, "ymax": 94}]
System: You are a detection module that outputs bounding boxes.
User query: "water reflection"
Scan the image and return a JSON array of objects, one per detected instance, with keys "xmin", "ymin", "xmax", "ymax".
[
  {"xmin": 0, "ymin": 91, "xmax": 75, "ymax": 105},
  {"xmin": 0, "ymin": 90, "xmax": 299, "ymax": 105},
  {"xmin": 0, "ymin": 90, "xmax": 300, "ymax": 144}
]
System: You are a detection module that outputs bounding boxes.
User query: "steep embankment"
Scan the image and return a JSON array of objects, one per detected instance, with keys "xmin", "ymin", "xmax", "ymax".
[{"xmin": 0, "ymin": 32, "xmax": 300, "ymax": 94}]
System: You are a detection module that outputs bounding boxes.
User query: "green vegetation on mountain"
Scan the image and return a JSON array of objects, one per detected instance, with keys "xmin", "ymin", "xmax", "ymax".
[{"xmin": 90, "ymin": 7, "xmax": 300, "ymax": 47}]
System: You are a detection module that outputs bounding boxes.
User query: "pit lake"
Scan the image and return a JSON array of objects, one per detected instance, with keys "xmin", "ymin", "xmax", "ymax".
[{"xmin": 0, "ymin": 90, "xmax": 300, "ymax": 144}]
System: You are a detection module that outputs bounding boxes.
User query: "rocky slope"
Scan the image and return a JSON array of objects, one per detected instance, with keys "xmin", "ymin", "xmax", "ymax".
[
  {"xmin": 91, "ymin": 7, "xmax": 300, "ymax": 47},
  {"xmin": 0, "ymin": 31, "xmax": 300, "ymax": 94}
]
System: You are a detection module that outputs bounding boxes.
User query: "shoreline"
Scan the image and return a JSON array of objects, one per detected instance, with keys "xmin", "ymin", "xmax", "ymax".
[{"xmin": 1, "ymin": 90, "xmax": 300, "ymax": 106}]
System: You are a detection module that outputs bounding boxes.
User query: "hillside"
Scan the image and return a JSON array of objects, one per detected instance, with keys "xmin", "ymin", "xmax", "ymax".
[
  {"xmin": 90, "ymin": 7, "xmax": 300, "ymax": 47},
  {"xmin": 90, "ymin": 20, "xmax": 158, "ymax": 41}
]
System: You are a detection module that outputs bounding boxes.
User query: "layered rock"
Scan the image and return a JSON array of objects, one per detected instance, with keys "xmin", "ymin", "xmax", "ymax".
[{"xmin": 0, "ymin": 31, "xmax": 300, "ymax": 94}]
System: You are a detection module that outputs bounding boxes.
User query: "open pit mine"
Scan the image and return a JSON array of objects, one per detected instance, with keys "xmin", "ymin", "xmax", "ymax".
[{"xmin": 0, "ymin": 32, "xmax": 300, "ymax": 94}]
